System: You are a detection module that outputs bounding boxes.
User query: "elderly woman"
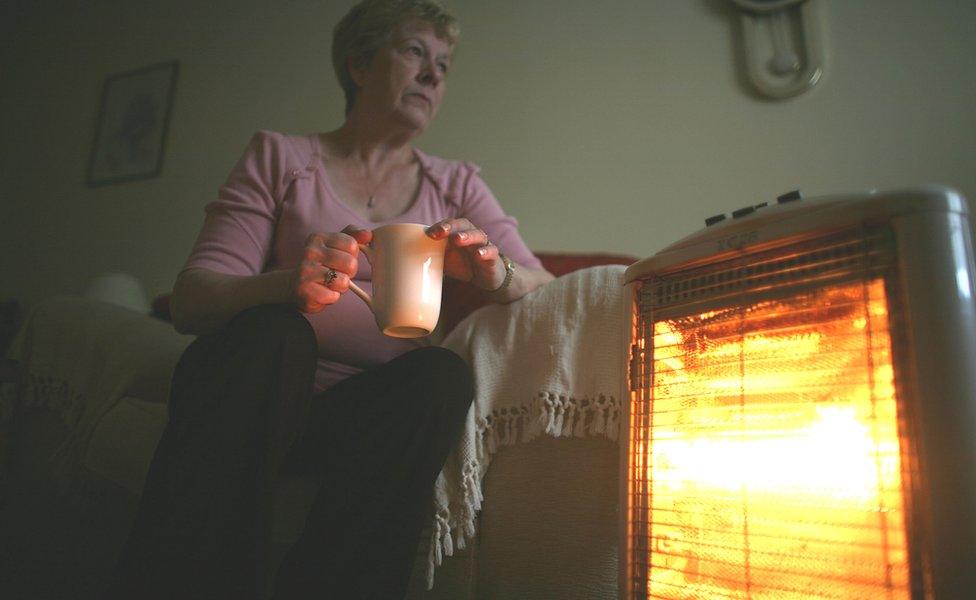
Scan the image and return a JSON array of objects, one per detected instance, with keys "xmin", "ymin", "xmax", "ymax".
[{"xmin": 104, "ymin": 1, "xmax": 553, "ymax": 599}]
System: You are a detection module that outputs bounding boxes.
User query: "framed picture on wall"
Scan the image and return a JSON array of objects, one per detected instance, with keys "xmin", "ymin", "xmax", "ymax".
[{"xmin": 87, "ymin": 60, "xmax": 179, "ymax": 186}]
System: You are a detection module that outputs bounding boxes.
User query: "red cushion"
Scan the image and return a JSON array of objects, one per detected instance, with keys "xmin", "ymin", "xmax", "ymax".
[
  {"xmin": 438, "ymin": 252, "xmax": 636, "ymax": 334},
  {"xmin": 533, "ymin": 252, "xmax": 636, "ymax": 277}
]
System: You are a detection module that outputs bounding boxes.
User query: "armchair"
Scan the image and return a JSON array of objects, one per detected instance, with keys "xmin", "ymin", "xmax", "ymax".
[{"xmin": 0, "ymin": 252, "xmax": 634, "ymax": 599}]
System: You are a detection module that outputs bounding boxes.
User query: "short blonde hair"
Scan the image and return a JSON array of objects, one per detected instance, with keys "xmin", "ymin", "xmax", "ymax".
[{"xmin": 332, "ymin": 0, "xmax": 460, "ymax": 115}]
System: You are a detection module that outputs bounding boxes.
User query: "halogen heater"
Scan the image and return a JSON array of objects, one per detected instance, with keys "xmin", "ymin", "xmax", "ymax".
[{"xmin": 621, "ymin": 186, "xmax": 976, "ymax": 599}]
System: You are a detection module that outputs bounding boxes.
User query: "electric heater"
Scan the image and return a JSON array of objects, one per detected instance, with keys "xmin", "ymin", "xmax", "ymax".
[{"xmin": 621, "ymin": 186, "xmax": 976, "ymax": 599}]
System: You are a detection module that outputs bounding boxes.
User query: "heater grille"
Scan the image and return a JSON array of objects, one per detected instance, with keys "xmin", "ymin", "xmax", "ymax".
[
  {"xmin": 644, "ymin": 228, "xmax": 895, "ymax": 322},
  {"xmin": 628, "ymin": 226, "xmax": 913, "ymax": 599}
]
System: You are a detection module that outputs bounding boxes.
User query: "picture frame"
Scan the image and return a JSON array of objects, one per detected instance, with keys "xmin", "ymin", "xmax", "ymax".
[{"xmin": 87, "ymin": 60, "xmax": 179, "ymax": 187}]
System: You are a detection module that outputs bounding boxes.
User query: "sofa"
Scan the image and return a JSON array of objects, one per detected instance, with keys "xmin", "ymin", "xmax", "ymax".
[{"xmin": 0, "ymin": 252, "xmax": 634, "ymax": 600}]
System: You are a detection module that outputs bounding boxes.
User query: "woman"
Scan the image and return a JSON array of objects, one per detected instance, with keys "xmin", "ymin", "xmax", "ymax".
[{"xmin": 104, "ymin": 1, "xmax": 553, "ymax": 599}]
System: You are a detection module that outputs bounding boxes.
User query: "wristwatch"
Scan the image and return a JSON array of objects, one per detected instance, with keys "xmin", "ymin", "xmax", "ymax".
[{"xmin": 490, "ymin": 253, "xmax": 516, "ymax": 296}]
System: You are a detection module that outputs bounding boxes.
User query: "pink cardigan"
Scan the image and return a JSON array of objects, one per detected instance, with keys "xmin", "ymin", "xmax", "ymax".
[{"xmin": 183, "ymin": 131, "xmax": 542, "ymax": 391}]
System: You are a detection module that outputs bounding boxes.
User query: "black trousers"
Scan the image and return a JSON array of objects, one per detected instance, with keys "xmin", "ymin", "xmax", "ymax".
[{"xmin": 103, "ymin": 305, "xmax": 473, "ymax": 600}]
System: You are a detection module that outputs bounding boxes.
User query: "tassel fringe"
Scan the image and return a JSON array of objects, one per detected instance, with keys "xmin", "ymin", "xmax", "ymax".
[{"xmin": 425, "ymin": 390, "xmax": 620, "ymax": 589}]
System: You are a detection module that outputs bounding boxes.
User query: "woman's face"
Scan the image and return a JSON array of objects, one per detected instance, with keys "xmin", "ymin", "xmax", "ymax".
[{"xmin": 352, "ymin": 19, "xmax": 452, "ymax": 132}]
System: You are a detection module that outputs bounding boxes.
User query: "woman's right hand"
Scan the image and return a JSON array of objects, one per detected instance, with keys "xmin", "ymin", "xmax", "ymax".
[{"xmin": 291, "ymin": 225, "xmax": 371, "ymax": 313}]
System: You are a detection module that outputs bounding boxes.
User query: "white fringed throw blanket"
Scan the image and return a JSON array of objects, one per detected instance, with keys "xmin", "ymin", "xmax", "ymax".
[
  {"xmin": 428, "ymin": 265, "xmax": 631, "ymax": 588},
  {"xmin": 1, "ymin": 297, "xmax": 193, "ymax": 493}
]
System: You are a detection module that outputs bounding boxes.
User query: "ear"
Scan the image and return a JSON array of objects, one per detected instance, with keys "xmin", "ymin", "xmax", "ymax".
[{"xmin": 347, "ymin": 55, "xmax": 369, "ymax": 87}]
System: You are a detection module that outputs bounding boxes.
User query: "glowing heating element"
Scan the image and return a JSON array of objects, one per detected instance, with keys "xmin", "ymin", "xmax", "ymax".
[{"xmin": 632, "ymin": 278, "xmax": 908, "ymax": 599}]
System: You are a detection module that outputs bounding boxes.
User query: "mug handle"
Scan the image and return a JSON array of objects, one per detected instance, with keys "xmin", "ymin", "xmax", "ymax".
[{"xmin": 347, "ymin": 243, "xmax": 373, "ymax": 308}]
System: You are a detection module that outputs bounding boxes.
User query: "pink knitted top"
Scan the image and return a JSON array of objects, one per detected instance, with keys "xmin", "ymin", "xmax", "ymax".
[{"xmin": 182, "ymin": 131, "xmax": 542, "ymax": 391}]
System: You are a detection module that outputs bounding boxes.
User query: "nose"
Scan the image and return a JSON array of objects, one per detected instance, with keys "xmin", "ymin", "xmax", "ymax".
[{"xmin": 418, "ymin": 57, "xmax": 442, "ymax": 87}]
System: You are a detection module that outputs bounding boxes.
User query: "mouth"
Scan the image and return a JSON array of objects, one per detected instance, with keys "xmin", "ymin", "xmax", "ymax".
[{"xmin": 405, "ymin": 93, "xmax": 432, "ymax": 106}]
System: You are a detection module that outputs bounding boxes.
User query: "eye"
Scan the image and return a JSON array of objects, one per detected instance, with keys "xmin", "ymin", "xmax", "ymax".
[
  {"xmin": 406, "ymin": 45, "xmax": 423, "ymax": 56},
  {"xmin": 437, "ymin": 61, "xmax": 450, "ymax": 74}
]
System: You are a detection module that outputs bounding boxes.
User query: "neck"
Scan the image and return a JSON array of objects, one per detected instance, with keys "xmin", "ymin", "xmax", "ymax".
[{"xmin": 325, "ymin": 106, "xmax": 420, "ymax": 169}]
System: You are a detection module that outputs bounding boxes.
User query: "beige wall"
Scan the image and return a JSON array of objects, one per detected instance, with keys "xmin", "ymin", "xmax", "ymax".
[{"xmin": 3, "ymin": 0, "xmax": 975, "ymax": 305}]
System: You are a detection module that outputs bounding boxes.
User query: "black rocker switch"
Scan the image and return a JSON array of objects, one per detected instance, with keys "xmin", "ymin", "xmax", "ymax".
[
  {"xmin": 732, "ymin": 205, "xmax": 756, "ymax": 219},
  {"xmin": 705, "ymin": 213, "xmax": 727, "ymax": 227},
  {"xmin": 777, "ymin": 190, "xmax": 802, "ymax": 204}
]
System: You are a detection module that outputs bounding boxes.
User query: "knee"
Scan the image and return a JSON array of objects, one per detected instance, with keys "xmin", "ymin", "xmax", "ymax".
[
  {"xmin": 225, "ymin": 304, "xmax": 317, "ymax": 356},
  {"xmin": 168, "ymin": 305, "xmax": 317, "ymax": 418},
  {"xmin": 404, "ymin": 347, "xmax": 474, "ymax": 414}
]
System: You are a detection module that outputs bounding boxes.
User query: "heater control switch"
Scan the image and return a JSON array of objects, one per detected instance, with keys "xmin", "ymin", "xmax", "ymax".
[
  {"xmin": 777, "ymin": 189, "xmax": 803, "ymax": 204},
  {"xmin": 732, "ymin": 205, "xmax": 756, "ymax": 218},
  {"xmin": 705, "ymin": 213, "xmax": 727, "ymax": 227}
]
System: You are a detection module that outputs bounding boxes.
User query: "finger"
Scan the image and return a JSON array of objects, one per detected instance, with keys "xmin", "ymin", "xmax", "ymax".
[
  {"xmin": 451, "ymin": 228, "xmax": 489, "ymax": 247},
  {"xmin": 474, "ymin": 242, "xmax": 500, "ymax": 262},
  {"xmin": 321, "ymin": 268, "xmax": 351, "ymax": 293},
  {"xmin": 298, "ymin": 261, "xmax": 328, "ymax": 287},
  {"xmin": 295, "ymin": 271, "xmax": 340, "ymax": 312},
  {"xmin": 341, "ymin": 224, "xmax": 372, "ymax": 245},
  {"xmin": 298, "ymin": 262, "xmax": 354, "ymax": 301},
  {"xmin": 302, "ymin": 245, "xmax": 358, "ymax": 276},
  {"xmin": 306, "ymin": 231, "xmax": 359, "ymax": 254},
  {"xmin": 425, "ymin": 218, "xmax": 474, "ymax": 240},
  {"xmin": 305, "ymin": 232, "xmax": 328, "ymax": 245},
  {"xmin": 303, "ymin": 263, "xmax": 351, "ymax": 292},
  {"xmin": 306, "ymin": 280, "xmax": 341, "ymax": 303},
  {"xmin": 299, "ymin": 286, "xmax": 340, "ymax": 312}
]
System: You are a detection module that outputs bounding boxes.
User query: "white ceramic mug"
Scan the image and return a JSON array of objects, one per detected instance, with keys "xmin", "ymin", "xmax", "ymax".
[{"xmin": 347, "ymin": 223, "xmax": 447, "ymax": 338}]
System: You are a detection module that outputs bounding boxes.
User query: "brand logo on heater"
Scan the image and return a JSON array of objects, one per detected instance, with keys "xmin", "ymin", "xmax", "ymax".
[{"xmin": 716, "ymin": 230, "xmax": 758, "ymax": 251}]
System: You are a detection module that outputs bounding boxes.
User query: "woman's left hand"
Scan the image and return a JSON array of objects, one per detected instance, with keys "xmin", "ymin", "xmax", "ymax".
[{"xmin": 426, "ymin": 218, "xmax": 503, "ymax": 290}]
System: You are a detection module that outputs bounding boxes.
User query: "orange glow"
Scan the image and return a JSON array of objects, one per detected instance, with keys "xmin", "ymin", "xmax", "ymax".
[{"xmin": 635, "ymin": 279, "xmax": 909, "ymax": 599}]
